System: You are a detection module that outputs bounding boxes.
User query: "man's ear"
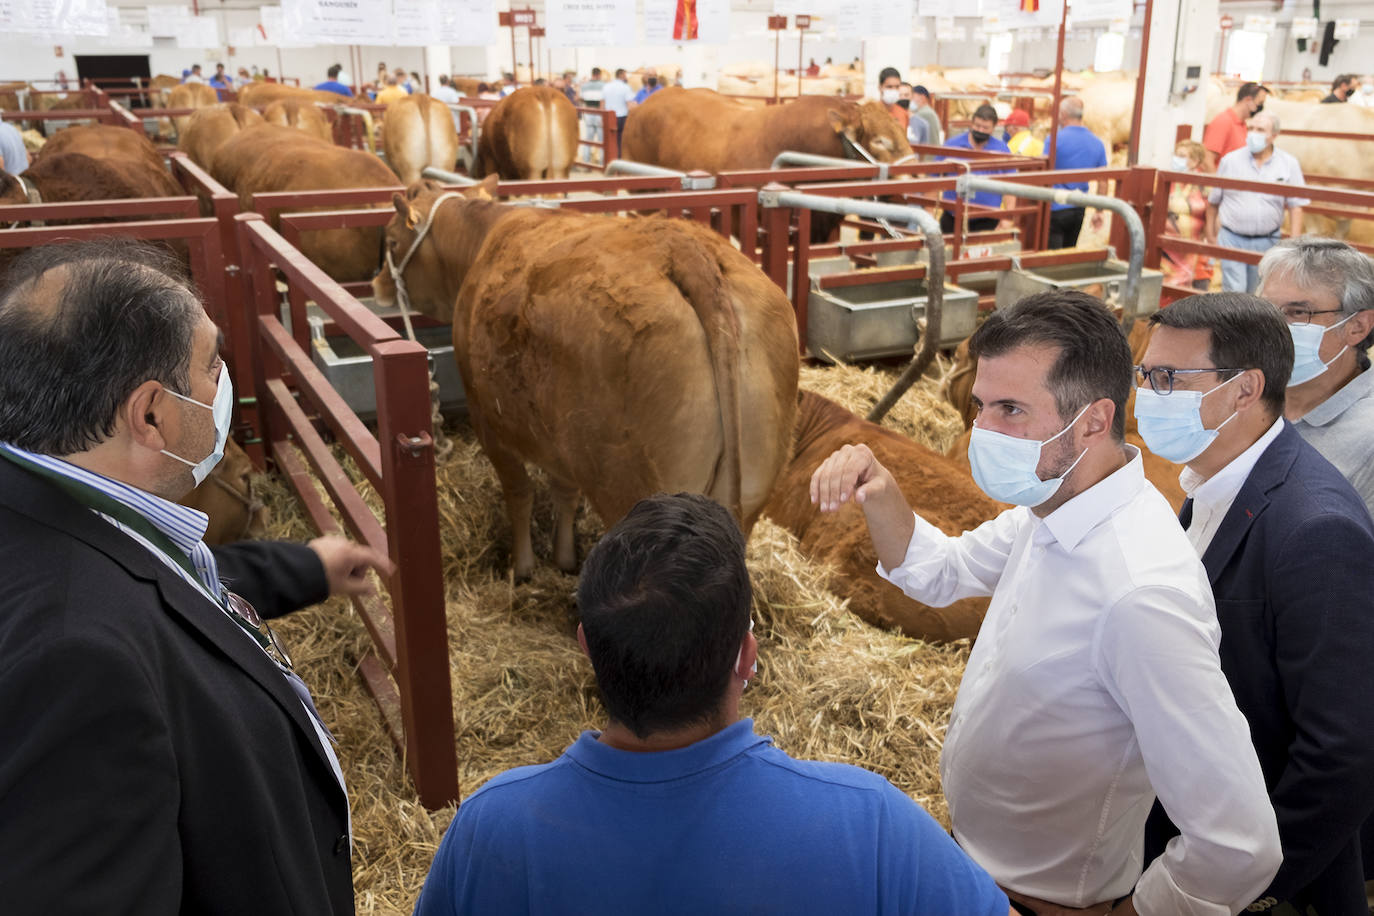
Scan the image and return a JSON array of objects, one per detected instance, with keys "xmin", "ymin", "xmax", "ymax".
[
  {"xmin": 576, "ymin": 622, "xmax": 591, "ymax": 660},
  {"xmin": 735, "ymin": 630, "xmax": 758, "ymax": 681},
  {"xmin": 1085, "ymin": 398, "xmax": 1116, "ymax": 442},
  {"xmin": 1234, "ymin": 368, "xmax": 1268, "ymax": 411},
  {"xmin": 1342, "ymin": 310, "xmax": 1374, "ymax": 347},
  {"xmin": 126, "ymin": 380, "xmax": 170, "ymax": 451}
]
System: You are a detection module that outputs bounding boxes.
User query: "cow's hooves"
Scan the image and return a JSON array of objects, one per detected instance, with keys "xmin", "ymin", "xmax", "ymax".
[{"xmin": 511, "ymin": 564, "xmax": 535, "ymax": 583}]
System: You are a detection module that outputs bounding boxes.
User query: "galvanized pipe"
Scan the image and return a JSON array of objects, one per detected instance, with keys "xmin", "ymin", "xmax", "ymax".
[
  {"xmin": 605, "ymin": 159, "xmax": 716, "ymax": 190},
  {"xmin": 758, "ymin": 189, "xmax": 944, "ymax": 424},
  {"xmin": 421, "ymin": 166, "xmax": 479, "ymax": 186},
  {"xmin": 956, "ymin": 174, "xmax": 1146, "ymax": 330},
  {"xmin": 771, "ymin": 150, "xmax": 888, "ymax": 180}
]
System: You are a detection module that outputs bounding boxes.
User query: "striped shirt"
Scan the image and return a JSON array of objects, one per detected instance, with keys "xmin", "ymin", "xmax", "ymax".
[{"xmin": 0, "ymin": 441, "xmax": 350, "ymax": 831}]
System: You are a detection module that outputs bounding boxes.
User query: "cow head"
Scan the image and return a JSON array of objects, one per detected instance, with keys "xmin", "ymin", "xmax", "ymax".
[
  {"xmin": 372, "ymin": 174, "xmax": 499, "ymax": 322},
  {"xmin": 0, "ymin": 170, "xmax": 25, "ymax": 206},
  {"xmin": 827, "ymin": 100, "xmax": 914, "ymax": 163}
]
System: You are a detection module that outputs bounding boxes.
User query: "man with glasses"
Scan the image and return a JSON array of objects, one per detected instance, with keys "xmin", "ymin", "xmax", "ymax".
[
  {"xmin": 0, "ymin": 240, "xmax": 391, "ymax": 915},
  {"xmin": 1137, "ymin": 292, "xmax": 1374, "ymax": 916},
  {"xmin": 1257, "ymin": 238, "xmax": 1374, "ymax": 518},
  {"xmin": 414, "ymin": 493, "xmax": 1012, "ymax": 916},
  {"xmin": 812, "ymin": 290, "xmax": 1279, "ymax": 916}
]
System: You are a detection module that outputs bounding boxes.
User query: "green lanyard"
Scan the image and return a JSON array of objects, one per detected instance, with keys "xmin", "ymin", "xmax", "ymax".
[{"xmin": 0, "ymin": 448, "xmax": 275, "ymax": 655}]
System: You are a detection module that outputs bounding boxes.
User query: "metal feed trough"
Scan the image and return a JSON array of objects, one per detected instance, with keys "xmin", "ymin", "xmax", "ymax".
[
  {"xmin": 995, "ymin": 257, "xmax": 1164, "ymax": 316},
  {"xmin": 807, "ymin": 276, "xmax": 976, "ymax": 362},
  {"xmin": 307, "ymin": 308, "xmax": 467, "ymax": 420}
]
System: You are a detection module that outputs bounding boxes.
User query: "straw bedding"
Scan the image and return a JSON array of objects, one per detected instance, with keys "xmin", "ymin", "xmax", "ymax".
[{"xmin": 260, "ymin": 361, "xmax": 970, "ymax": 916}]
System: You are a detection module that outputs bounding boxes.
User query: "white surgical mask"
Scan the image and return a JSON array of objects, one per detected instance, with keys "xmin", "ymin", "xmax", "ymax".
[
  {"xmin": 161, "ymin": 362, "xmax": 233, "ymax": 486},
  {"xmin": 1133, "ymin": 373, "xmax": 1241, "ymax": 464},
  {"xmin": 881, "ymin": 88, "xmax": 900, "ymax": 106},
  {"xmin": 967, "ymin": 402, "xmax": 1091, "ymax": 507},
  {"xmin": 1288, "ymin": 313, "xmax": 1356, "ymax": 386},
  {"xmin": 1246, "ymin": 131, "xmax": 1269, "ymax": 155},
  {"xmin": 1170, "ymin": 154, "xmax": 1189, "ymax": 171}
]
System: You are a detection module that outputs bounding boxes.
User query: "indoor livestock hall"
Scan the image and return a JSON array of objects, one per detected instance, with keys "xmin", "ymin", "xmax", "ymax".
[{"xmin": 2, "ymin": 0, "xmax": 1373, "ymax": 913}]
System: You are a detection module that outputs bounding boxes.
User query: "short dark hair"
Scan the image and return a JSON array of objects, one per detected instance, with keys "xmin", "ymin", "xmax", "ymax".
[
  {"xmin": 972, "ymin": 103, "xmax": 999, "ymax": 125},
  {"xmin": 0, "ymin": 239, "xmax": 201, "ymax": 455},
  {"xmin": 591, "ymin": 67, "xmax": 602, "ymax": 77},
  {"xmin": 615, "ymin": 68, "xmax": 626, "ymax": 79},
  {"xmin": 969, "ymin": 289, "xmax": 1132, "ymax": 440},
  {"xmin": 878, "ymin": 67, "xmax": 901, "ymax": 86},
  {"xmin": 327, "ymin": 63, "xmax": 342, "ymax": 79},
  {"xmin": 913, "ymin": 85, "xmax": 931, "ymax": 100},
  {"xmin": 476, "ymin": 82, "xmax": 490, "ymax": 93},
  {"xmin": 1149, "ymin": 292, "xmax": 1292, "ymax": 414},
  {"xmin": 577, "ymin": 493, "xmax": 752, "ymax": 740},
  {"xmin": 1236, "ymin": 81, "xmax": 1261, "ymax": 102},
  {"xmin": 1334, "ymin": 74, "xmax": 1353, "ymax": 91}
]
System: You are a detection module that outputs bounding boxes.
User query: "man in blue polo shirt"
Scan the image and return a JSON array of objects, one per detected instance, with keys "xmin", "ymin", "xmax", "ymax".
[
  {"xmin": 1047, "ymin": 96, "xmax": 1108, "ymax": 249},
  {"xmin": 939, "ymin": 103, "xmax": 1017, "ymax": 233},
  {"xmin": 313, "ymin": 64, "xmax": 354, "ymax": 98},
  {"xmin": 413, "ymin": 493, "xmax": 1012, "ymax": 916}
]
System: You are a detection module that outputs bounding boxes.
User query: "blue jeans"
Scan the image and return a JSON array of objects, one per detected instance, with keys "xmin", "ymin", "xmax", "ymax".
[{"xmin": 1217, "ymin": 226, "xmax": 1279, "ymax": 293}]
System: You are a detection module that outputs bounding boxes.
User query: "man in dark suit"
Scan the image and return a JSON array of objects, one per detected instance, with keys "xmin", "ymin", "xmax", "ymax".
[
  {"xmin": 1135, "ymin": 292, "xmax": 1374, "ymax": 916},
  {"xmin": 0, "ymin": 240, "xmax": 391, "ymax": 915}
]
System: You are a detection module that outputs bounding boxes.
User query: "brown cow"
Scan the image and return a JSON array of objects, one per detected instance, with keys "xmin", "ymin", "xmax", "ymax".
[
  {"xmin": 941, "ymin": 320, "xmax": 1188, "ymax": 511},
  {"xmin": 165, "ymin": 82, "xmax": 221, "ymax": 138},
  {"xmin": 373, "ymin": 177, "xmax": 800, "ymax": 577},
  {"xmin": 473, "ymin": 86, "xmax": 578, "ymax": 180},
  {"xmin": 451, "ymin": 77, "xmax": 486, "ymax": 98},
  {"xmin": 178, "ymin": 438, "xmax": 269, "ymax": 544},
  {"xmin": 178, "ymin": 103, "xmax": 265, "ymax": 172},
  {"xmin": 261, "ymin": 99, "xmax": 334, "ymax": 143},
  {"xmin": 237, "ymin": 81, "xmax": 349, "ymax": 108},
  {"xmin": 211, "ymin": 124, "xmax": 399, "ymax": 282},
  {"xmin": 382, "ymin": 92, "xmax": 460, "ymax": 185},
  {"xmin": 11, "ymin": 126, "xmax": 180, "ymax": 210},
  {"xmin": 765, "ymin": 390, "xmax": 998, "ymax": 641},
  {"xmin": 622, "ymin": 88, "xmax": 913, "ymax": 171}
]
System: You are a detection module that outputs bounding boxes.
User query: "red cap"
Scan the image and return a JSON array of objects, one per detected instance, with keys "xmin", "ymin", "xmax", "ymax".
[{"xmin": 1004, "ymin": 109, "xmax": 1030, "ymax": 127}]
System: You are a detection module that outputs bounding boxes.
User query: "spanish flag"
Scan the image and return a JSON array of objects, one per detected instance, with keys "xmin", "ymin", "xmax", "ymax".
[
  {"xmin": 674, "ymin": 0, "xmax": 699, "ymax": 40},
  {"xmin": 1021, "ymin": 0, "xmax": 1039, "ymax": 10}
]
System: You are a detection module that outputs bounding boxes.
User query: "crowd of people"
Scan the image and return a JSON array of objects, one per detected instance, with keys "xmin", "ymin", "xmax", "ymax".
[{"xmin": 7, "ymin": 54, "xmax": 1374, "ymax": 916}]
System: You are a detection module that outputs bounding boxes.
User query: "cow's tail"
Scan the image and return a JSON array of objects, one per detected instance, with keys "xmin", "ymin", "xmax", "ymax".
[{"xmin": 668, "ymin": 234, "xmax": 744, "ymax": 523}]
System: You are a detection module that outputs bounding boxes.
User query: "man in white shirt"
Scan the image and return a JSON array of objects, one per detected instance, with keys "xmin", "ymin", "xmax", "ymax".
[
  {"xmin": 431, "ymin": 74, "xmax": 463, "ymax": 131},
  {"xmin": 600, "ymin": 68, "xmax": 633, "ymax": 158},
  {"xmin": 1136, "ymin": 293, "xmax": 1374, "ymax": 916},
  {"xmin": 811, "ymin": 289, "xmax": 1280, "ymax": 916},
  {"xmin": 1206, "ymin": 112, "xmax": 1307, "ymax": 293}
]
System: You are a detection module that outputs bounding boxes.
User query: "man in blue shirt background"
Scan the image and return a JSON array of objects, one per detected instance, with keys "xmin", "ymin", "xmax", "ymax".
[
  {"xmin": 632, "ymin": 68, "xmax": 662, "ymax": 106},
  {"xmin": 413, "ymin": 493, "xmax": 1012, "ymax": 916},
  {"xmin": 207, "ymin": 63, "xmax": 233, "ymax": 100},
  {"xmin": 939, "ymin": 103, "xmax": 1017, "ymax": 234},
  {"xmin": 313, "ymin": 64, "xmax": 354, "ymax": 98},
  {"xmin": 1047, "ymin": 96, "xmax": 1108, "ymax": 249}
]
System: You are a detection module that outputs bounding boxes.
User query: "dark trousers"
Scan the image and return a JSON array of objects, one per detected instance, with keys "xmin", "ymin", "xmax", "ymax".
[
  {"xmin": 940, "ymin": 211, "xmax": 1000, "ymax": 234},
  {"xmin": 615, "ymin": 115, "xmax": 626, "ymax": 158},
  {"xmin": 1048, "ymin": 207, "xmax": 1085, "ymax": 249}
]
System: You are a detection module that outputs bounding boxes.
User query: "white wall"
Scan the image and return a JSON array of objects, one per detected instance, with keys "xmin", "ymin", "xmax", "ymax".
[{"xmin": 1202, "ymin": 0, "xmax": 1373, "ymax": 84}]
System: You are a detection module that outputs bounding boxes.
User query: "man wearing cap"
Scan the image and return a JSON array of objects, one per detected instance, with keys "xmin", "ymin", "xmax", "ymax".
[{"xmin": 1003, "ymin": 109, "xmax": 1042, "ymax": 156}]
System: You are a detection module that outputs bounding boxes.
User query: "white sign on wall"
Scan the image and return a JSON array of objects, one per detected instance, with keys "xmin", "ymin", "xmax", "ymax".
[
  {"xmin": 1243, "ymin": 15, "xmax": 1274, "ymax": 34},
  {"xmin": 1068, "ymin": 0, "xmax": 1128, "ymax": 23},
  {"xmin": 282, "ymin": 0, "xmax": 392, "ymax": 45},
  {"xmin": 1289, "ymin": 17, "xmax": 1317, "ymax": 40},
  {"xmin": 836, "ymin": 0, "xmax": 910, "ymax": 39},
  {"xmin": 259, "ymin": 6, "xmax": 312, "ymax": 48},
  {"xmin": 918, "ymin": 0, "xmax": 957, "ymax": 17},
  {"xmin": 1334, "ymin": 19, "xmax": 1358, "ymax": 40},
  {"xmin": 146, "ymin": 4, "xmax": 191, "ymax": 37},
  {"xmin": 177, "ymin": 15, "xmax": 220, "ymax": 48},
  {"xmin": 546, "ymin": 0, "xmax": 635, "ymax": 48},
  {"xmin": 445, "ymin": 0, "xmax": 496, "ymax": 46},
  {"xmin": 227, "ymin": 26, "xmax": 259, "ymax": 48},
  {"xmin": 1, "ymin": 0, "xmax": 110, "ymax": 36}
]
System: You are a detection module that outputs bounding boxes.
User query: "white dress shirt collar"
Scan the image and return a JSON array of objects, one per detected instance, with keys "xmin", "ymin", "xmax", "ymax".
[
  {"xmin": 1179, "ymin": 418, "xmax": 1283, "ymax": 555},
  {"xmin": 1039, "ymin": 445, "xmax": 1142, "ymax": 552}
]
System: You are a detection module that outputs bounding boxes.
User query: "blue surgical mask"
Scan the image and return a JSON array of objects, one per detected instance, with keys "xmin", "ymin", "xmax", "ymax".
[
  {"xmin": 1170, "ymin": 155, "xmax": 1189, "ymax": 171},
  {"xmin": 161, "ymin": 361, "xmax": 233, "ymax": 486},
  {"xmin": 1132, "ymin": 373, "xmax": 1241, "ymax": 464},
  {"xmin": 1288, "ymin": 313, "xmax": 1354, "ymax": 386},
  {"xmin": 1246, "ymin": 131, "xmax": 1269, "ymax": 155},
  {"xmin": 967, "ymin": 402, "xmax": 1091, "ymax": 507}
]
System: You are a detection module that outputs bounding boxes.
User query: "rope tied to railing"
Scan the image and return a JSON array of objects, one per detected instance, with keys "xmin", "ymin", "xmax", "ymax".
[{"xmin": 385, "ymin": 190, "xmax": 468, "ymax": 462}]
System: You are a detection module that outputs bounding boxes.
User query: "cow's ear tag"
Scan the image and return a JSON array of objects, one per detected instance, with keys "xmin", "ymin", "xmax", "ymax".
[{"xmin": 826, "ymin": 109, "xmax": 847, "ymax": 134}]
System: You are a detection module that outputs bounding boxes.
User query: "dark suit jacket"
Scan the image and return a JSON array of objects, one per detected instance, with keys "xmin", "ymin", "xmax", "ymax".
[
  {"xmin": 1146, "ymin": 422, "xmax": 1374, "ymax": 915},
  {"xmin": 0, "ymin": 456, "xmax": 354, "ymax": 915}
]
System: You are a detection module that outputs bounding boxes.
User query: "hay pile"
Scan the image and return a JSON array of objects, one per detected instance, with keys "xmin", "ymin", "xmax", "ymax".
[{"xmin": 261, "ymin": 364, "xmax": 969, "ymax": 915}]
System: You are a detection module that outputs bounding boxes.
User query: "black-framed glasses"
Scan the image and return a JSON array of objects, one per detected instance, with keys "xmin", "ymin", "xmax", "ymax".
[
  {"xmin": 225, "ymin": 590, "xmax": 294, "ymax": 670},
  {"xmin": 1135, "ymin": 365, "xmax": 1241, "ymax": 395},
  {"xmin": 1278, "ymin": 305, "xmax": 1346, "ymax": 324}
]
